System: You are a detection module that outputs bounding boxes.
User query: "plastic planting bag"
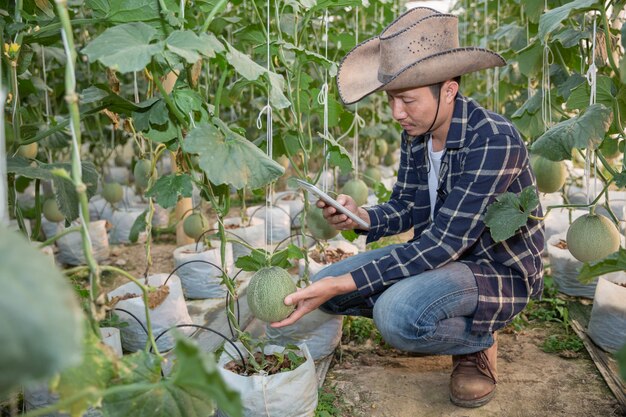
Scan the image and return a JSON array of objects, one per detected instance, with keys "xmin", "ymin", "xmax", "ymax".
[
  {"xmin": 172, "ymin": 242, "xmax": 233, "ymax": 299},
  {"xmin": 246, "ymin": 204, "xmax": 292, "ymax": 245},
  {"xmin": 588, "ymin": 276, "xmax": 626, "ymax": 353},
  {"xmin": 217, "ymin": 343, "xmax": 318, "ymax": 417},
  {"xmin": 221, "ymin": 217, "xmax": 266, "ymax": 261},
  {"xmin": 108, "ymin": 274, "xmax": 194, "ymax": 352},
  {"xmin": 56, "ymin": 220, "xmax": 110, "ymax": 266},
  {"xmin": 273, "ymin": 191, "xmax": 304, "ymax": 229},
  {"xmin": 109, "ymin": 208, "xmax": 145, "ymax": 244}
]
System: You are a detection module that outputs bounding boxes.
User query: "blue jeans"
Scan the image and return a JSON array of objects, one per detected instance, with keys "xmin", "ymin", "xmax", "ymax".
[{"xmin": 313, "ymin": 244, "xmax": 494, "ymax": 355}]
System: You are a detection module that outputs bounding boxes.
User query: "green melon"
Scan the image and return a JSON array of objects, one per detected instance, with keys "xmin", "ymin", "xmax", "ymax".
[
  {"xmin": 114, "ymin": 154, "xmax": 127, "ymax": 167},
  {"xmin": 342, "ymin": 179, "xmax": 369, "ymax": 206},
  {"xmin": 42, "ymin": 199, "xmax": 65, "ymax": 223},
  {"xmin": 102, "ymin": 182, "xmax": 123, "ymax": 204},
  {"xmin": 367, "ymin": 154, "xmax": 380, "ymax": 166},
  {"xmin": 306, "ymin": 206, "xmax": 339, "ymax": 240},
  {"xmin": 247, "ymin": 266, "xmax": 297, "ymax": 322},
  {"xmin": 530, "ymin": 155, "xmax": 567, "ymax": 194},
  {"xmin": 134, "ymin": 159, "xmax": 152, "ymax": 190},
  {"xmin": 183, "ymin": 213, "xmax": 207, "ymax": 240},
  {"xmin": 566, "ymin": 213, "xmax": 621, "ymax": 263},
  {"xmin": 363, "ymin": 166, "xmax": 382, "ymax": 187},
  {"xmin": 383, "ymin": 153, "xmax": 397, "ymax": 166},
  {"xmin": 375, "ymin": 139, "xmax": 388, "ymax": 157},
  {"xmin": 17, "ymin": 143, "xmax": 38, "ymax": 159}
]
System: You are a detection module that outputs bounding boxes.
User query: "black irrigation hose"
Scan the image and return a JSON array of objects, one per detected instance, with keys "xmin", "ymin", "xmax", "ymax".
[
  {"xmin": 152, "ymin": 323, "xmax": 246, "ymax": 368},
  {"xmin": 113, "ymin": 307, "xmax": 149, "ymax": 337},
  {"xmin": 164, "ymin": 259, "xmax": 227, "ymax": 286}
]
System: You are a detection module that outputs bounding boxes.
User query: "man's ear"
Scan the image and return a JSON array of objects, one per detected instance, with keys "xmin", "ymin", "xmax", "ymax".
[{"xmin": 444, "ymin": 80, "xmax": 459, "ymax": 103}]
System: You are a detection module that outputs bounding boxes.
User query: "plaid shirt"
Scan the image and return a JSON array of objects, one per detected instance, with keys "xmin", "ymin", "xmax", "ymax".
[{"xmin": 351, "ymin": 94, "xmax": 544, "ymax": 333}]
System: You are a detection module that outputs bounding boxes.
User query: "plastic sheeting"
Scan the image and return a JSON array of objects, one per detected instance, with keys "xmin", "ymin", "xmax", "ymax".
[
  {"xmin": 246, "ymin": 204, "xmax": 292, "ymax": 245},
  {"xmin": 109, "ymin": 208, "xmax": 145, "ymax": 244},
  {"xmin": 108, "ymin": 274, "xmax": 194, "ymax": 352},
  {"xmin": 56, "ymin": 220, "xmax": 110, "ymax": 266},
  {"xmin": 221, "ymin": 217, "xmax": 266, "ymax": 261},
  {"xmin": 217, "ymin": 343, "xmax": 318, "ymax": 417},
  {"xmin": 588, "ymin": 276, "xmax": 626, "ymax": 353},
  {"xmin": 172, "ymin": 242, "xmax": 233, "ymax": 299}
]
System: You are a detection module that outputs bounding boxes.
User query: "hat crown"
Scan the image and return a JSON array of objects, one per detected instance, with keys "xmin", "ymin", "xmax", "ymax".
[{"xmin": 378, "ymin": 13, "xmax": 459, "ymax": 84}]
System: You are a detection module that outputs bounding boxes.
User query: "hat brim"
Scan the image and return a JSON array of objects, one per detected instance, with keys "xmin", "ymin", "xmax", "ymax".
[{"xmin": 337, "ymin": 40, "xmax": 506, "ymax": 105}]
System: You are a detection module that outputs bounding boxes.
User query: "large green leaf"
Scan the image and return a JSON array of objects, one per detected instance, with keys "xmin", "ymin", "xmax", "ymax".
[
  {"xmin": 166, "ymin": 30, "xmax": 218, "ymax": 63},
  {"xmin": 578, "ymin": 247, "xmax": 626, "ymax": 284},
  {"xmin": 86, "ymin": 0, "xmax": 169, "ymax": 23},
  {"xmin": 102, "ymin": 339, "xmax": 242, "ymax": 417},
  {"xmin": 7, "ymin": 158, "xmax": 99, "ymax": 221},
  {"xmin": 82, "ymin": 22, "xmax": 163, "ymax": 73},
  {"xmin": 538, "ymin": 0, "xmax": 598, "ymax": 41},
  {"xmin": 565, "ymin": 75, "xmax": 615, "ymax": 111},
  {"xmin": 0, "ymin": 227, "xmax": 83, "ymax": 397},
  {"xmin": 515, "ymin": 41, "xmax": 543, "ymax": 78},
  {"xmin": 530, "ymin": 104, "xmax": 613, "ymax": 161},
  {"xmin": 81, "ymin": 85, "xmax": 158, "ymax": 114},
  {"xmin": 145, "ymin": 173, "xmax": 193, "ymax": 209},
  {"xmin": 321, "ymin": 132, "xmax": 353, "ymax": 174},
  {"xmin": 224, "ymin": 41, "xmax": 291, "ymax": 109},
  {"xmin": 183, "ymin": 119, "xmax": 284, "ymax": 189},
  {"xmin": 484, "ymin": 186, "xmax": 540, "ymax": 242}
]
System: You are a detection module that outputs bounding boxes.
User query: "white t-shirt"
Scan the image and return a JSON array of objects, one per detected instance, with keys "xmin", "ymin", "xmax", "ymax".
[{"xmin": 427, "ymin": 137, "xmax": 444, "ymax": 219}]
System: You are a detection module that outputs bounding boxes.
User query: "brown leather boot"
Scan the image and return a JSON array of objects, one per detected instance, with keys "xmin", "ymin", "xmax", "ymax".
[{"xmin": 449, "ymin": 336, "xmax": 498, "ymax": 408}]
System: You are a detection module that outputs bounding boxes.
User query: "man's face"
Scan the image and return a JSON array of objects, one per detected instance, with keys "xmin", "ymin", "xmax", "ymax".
[{"xmin": 386, "ymin": 85, "xmax": 441, "ymax": 137}]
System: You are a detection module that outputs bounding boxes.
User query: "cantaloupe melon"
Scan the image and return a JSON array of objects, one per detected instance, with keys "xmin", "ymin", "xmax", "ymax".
[
  {"xmin": 102, "ymin": 182, "xmax": 123, "ymax": 205},
  {"xmin": 306, "ymin": 206, "xmax": 339, "ymax": 240},
  {"xmin": 566, "ymin": 213, "xmax": 620, "ymax": 263},
  {"xmin": 134, "ymin": 159, "xmax": 152, "ymax": 190},
  {"xmin": 375, "ymin": 139, "xmax": 388, "ymax": 157},
  {"xmin": 183, "ymin": 213, "xmax": 207, "ymax": 240},
  {"xmin": 341, "ymin": 179, "xmax": 368, "ymax": 206},
  {"xmin": 363, "ymin": 166, "xmax": 382, "ymax": 187},
  {"xmin": 530, "ymin": 154, "xmax": 567, "ymax": 194},
  {"xmin": 246, "ymin": 266, "xmax": 297, "ymax": 322},
  {"xmin": 42, "ymin": 198, "xmax": 64, "ymax": 223},
  {"xmin": 17, "ymin": 143, "xmax": 38, "ymax": 159}
]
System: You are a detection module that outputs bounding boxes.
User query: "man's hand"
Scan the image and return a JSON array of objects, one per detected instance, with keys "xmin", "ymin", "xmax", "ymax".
[
  {"xmin": 270, "ymin": 274, "xmax": 357, "ymax": 327},
  {"xmin": 317, "ymin": 194, "xmax": 370, "ymax": 230}
]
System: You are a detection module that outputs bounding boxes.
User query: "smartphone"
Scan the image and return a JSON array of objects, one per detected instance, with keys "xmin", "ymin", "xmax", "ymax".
[{"xmin": 294, "ymin": 179, "xmax": 370, "ymax": 230}]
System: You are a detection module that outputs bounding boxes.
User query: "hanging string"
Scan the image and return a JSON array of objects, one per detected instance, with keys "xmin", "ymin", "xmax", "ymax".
[
  {"xmin": 585, "ymin": 14, "xmax": 599, "ymax": 206},
  {"xmin": 256, "ymin": 0, "xmax": 274, "ymax": 249},
  {"xmin": 353, "ymin": 6, "xmax": 360, "ymax": 180},
  {"xmin": 541, "ymin": 45, "xmax": 553, "ymax": 130},
  {"xmin": 493, "ymin": 0, "xmax": 500, "ymax": 112},
  {"xmin": 525, "ymin": 10, "xmax": 533, "ymax": 103},
  {"xmin": 484, "ymin": 0, "xmax": 492, "ymax": 110},
  {"xmin": 318, "ymin": 10, "xmax": 330, "ymax": 193}
]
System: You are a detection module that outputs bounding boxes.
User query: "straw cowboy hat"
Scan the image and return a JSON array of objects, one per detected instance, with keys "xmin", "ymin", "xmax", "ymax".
[{"xmin": 336, "ymin": 7, "xmax": 506, "ymax": 105}]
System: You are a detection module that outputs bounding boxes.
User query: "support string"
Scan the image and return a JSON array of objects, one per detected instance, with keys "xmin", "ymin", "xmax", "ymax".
[
  {"xmin": 319, "ymin": 10, "xmax": 330, "ymax": 192},
  {"xmin": 585, "ymin": 14, "xmax": 599, "ymax": 206}
]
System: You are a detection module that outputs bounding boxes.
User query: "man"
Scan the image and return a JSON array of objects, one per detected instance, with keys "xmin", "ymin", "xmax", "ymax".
[{"xmin": 271, "ymin": 7, "xmax": 544, "ymax": 408}]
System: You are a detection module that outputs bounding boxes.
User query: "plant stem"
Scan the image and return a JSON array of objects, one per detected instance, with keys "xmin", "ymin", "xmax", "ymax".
[
  {"xmin": 55, "ymin": 0, "xmax": 103, "ymax": 331},
  {"xmin": 37, "ymin": 225, "xmax": 82, "ymax": 248},
  {"xmin": 201, "ymin": 0, "xmax": 228, "ymax": 32},
  {"xmin": 10, "ymin": 61, "xmax": 21, "ymax": 151},
  {"xmin": 151, "ymin": 69, "xmax": 189, "ymax": 128},
  {"xmin": 600, "ymin": 3, "xmax": 620, "ymax": 75}
]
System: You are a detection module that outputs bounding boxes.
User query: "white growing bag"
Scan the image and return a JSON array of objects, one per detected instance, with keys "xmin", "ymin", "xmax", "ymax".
[
  {"xmin": 246, "ymin": 204, "xmax": 292, "ymax": 244},
  {"xmin": 587, "ymin": 275, "xmax": 626, "ymax": 353},
  {"xmin": 221, "ymin": 217, "xmax": 266, "ymax": 261},
  {"xmin": 108, "ymin": 274, "xmax": 193, "ymax": 352},
  {"xmin": 109, "ymin": 208, "xmax": 145, "ymax": 244},
  {"xmin": 172, "ymin": 241, "xmax": 233, "ymax": 299},
  {"xmin": 56, "ymin": 220, "xmax": 110, "ymax": 266},
  {"xmin": 217, "ymin": 343, "xmax": 318, "ymax": 417}
]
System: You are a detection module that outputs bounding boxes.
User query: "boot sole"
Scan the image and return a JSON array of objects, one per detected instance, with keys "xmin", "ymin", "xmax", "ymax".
[{"xmin": 449, "ymin": 387, "xmax": 496, "ymax": 408}]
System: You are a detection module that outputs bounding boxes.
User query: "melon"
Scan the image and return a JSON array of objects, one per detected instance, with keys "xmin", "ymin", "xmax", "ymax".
[
  {"xmin": 114, "ymin": 154, "xmax": 127, "ymax": 167},
  {"xmin": 566, "ymin": 213, "xmax": 620, "ymax": 263},
  {"xmin": 363, "ymin": 166, "xmax": 382, "ymax": 187},
  {"xmin": 17, "ymin": 143, "xmax": 38, "ymax": 159},
  {"xmin": 247, "ymin": 266, "xmax": 297, "ymax": 322},
  {"xmin": 134, "ymin": 159, "xmax": 152, "ymax": 190},
  {"xmin": 183, "ymin": 213, "xmax": 207, "ymax": 240},
  {"xmin": 102, "ymin": 182, "xmax": 123, "ymax": 205},
  {"xmin": 42, "ymin": 198, "xmax": 64, "ymax": 223},
  {"xmin": 530, "ymin": 155, "xmax": 566, "ymax": 194},
  {"xmin": 367, "ymin": 154, "xmax": 380, "ymax": 166},
  {"xmin": 375, "ymin": 139, "xmax": 388, "ymax": 157},
  {"xmin": 306, "ymin": 206, "xmax": 339, "ymax": 240},
  {"xmin": 341, "ymin": 179, "xmax": 369, "ymax": 206},
  {"xmin": 383, "ymin": 153, "xmax": 397, "ymax": 166}
]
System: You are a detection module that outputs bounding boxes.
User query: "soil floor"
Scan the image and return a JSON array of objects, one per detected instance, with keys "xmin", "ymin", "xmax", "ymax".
[
  {"xmin": 93, "ymin": 239, "xmax": 624, "ymax": 417},
  {"xmin": 324, "ymin": 327, "xmax": 625, "ymax": 417}
]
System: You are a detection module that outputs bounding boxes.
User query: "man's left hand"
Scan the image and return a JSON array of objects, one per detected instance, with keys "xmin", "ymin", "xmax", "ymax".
[{"xmin": 270, "ymin": 274, "xmax": 357, "ymax": 328}]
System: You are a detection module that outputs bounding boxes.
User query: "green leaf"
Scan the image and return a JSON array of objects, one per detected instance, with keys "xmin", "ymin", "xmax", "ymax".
[
  {"xmin": 166, "ymin": 30, "xmax": 213, "ymax": 63},
  {"xmin": 145, "ymin": 120, "xmax": 178, "ymax": 143},
  {"xmin": 129, "ymin": 209, "xmax": 148, "ymax": 243},
  {"xmin": 270, "ymin": 244, "xmax": 305, "ymax": 268},
  {"xmin": 81, "ymin": 85, "xmax": 158, "ymax": 114},
  {"xmin": 557, "ymin": 73, "xmax": 586, "ymax": 100},
  {"xmin": 321, "ymin": 132, "xmax": 353, "ymax": 174},
  {"xmin": 145, "ymin": 174, "xmax": 193, "ymax": 209},
  {"xmin": 614, "ymin": 171, "xmax": 626, "ymax": 189},
  {"xmin": 103, "ymin": 338, "xmax": 241, "ymax": 417},
  {"xmin": 341, "ymin": 229, "xmax": 359, "ymax": 242},
  {"xmin": 235, "ymin": 249, "xmax": 272, "ymax": 271},
  {"xmin": 578, "ymin": 248, "xmax": 626, "ymax": 284},
  {"xmin": 565, "ymin": 75, "xmax": 615, "ymax": 111},
  {"xmin": 172, "ymin": 89, "xmax": 205, "ymax": 117},
  {"xmin": 516, "ymin": 41, "xmax": 543, "ymax": 78},
  {"xmin": 183, "ymin": 119, "xmax": 284, "ymax": 190},
  {"xmin": 538, "ymin": 0, "xmax": 598, "ymax": 41},
  {"xmin": 553, "ymin": 27, "xmax": 590, "ymax": 48},
  {"xmin": 0, "ymin": 227, "xmax": 84, "ymax": 398},
  {"xmin": 531, "ymin": 104, "xmax": 613, "ymax": 161},
  {"xmin": 484, "ymin": 186, "xmax": 539, "ymax": 242},
  {"xmin": 86, "ymin": 0, "xmax": 166, "ymax": 23},
  {"xmin": 82, "ymin": 22, "xmax": 163, "ymax": 73}
]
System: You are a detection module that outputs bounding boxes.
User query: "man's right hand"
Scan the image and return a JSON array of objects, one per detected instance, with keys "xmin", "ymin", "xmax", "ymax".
[{"xmin": 317, "ymin": 194, "xmax": 370, "ymax": 231}]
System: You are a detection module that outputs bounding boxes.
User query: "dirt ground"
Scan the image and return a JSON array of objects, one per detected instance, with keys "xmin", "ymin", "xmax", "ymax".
[{"xmin": 324, "ymin": 326, "xmax": 624, "ymax": 417}]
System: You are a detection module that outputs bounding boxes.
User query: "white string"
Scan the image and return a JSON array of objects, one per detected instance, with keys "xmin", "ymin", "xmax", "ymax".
[
  {"xmin": 353, "ymin": 6, "xmax": 360, "ymax": 179},
  {"xmin": 585, "ymin": 15, "xmax": 599, "ymax": 206},
  {"xmin": 493, "ymin": 0, "xmax": 500, "ymax": 111},
  {"xmin": 0, "ymin": 87, "xmax": 8, "ymax": 227},
  {"xmin": 319, "ymin": 10, "xmax": 330, "ymax": 192},
  {"xmin": 133, "ymin": 71, "xmax": 139, "ymax": 103},
  {"xmin": 484, "ymin": 0, "xmax": 492, "ymax": 110},
  {"xmin": 41, "ymin": 45, "xmax": 50, "ymax": 121},
  {"xmin": 541, "ymin": 45, "xmax": 553, "ymax": 130}
]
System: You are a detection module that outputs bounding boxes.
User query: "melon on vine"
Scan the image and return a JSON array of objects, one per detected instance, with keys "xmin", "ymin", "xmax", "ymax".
[
  {"xmin": 102, "ymin": 182, "xmax": 123, "ymax": 205},
  {"xmin": 383, "ymin": 153, "xmax": 397, "ymax": 166},
  {"xmin": 17, "ymin": 143, "xmax": 38, "ymax": 159},
  {"xmin": 306, "ymin": 206, "xmax": 339, "ymax": 240},
  {"xmin": 42, "ymin": 199, "xmax": 64, "ymax": 223},
  {"xmin": 341, "ymin": 179, "xmax": 368, "ymax": 206},
  {"xmin": 134, "ymin": 159, "xmax": 152, "ymax": 190},
  {"xmin": 246, "ymin": 266, "xmax": 297, "ymax": 322},
  {"xmin": 363, "ymin": 166, "xmax": 382, "ymax": 187},
  {"xmin": 183, "ymin": 213, "xmax": 208, "ymax": 240},
  {"xmin": 566, "ymin": 213, "xmax": 620, "ymax": 263},
  {"xmin": 375, "ymin": 139, "xmax": 388, "ymax": 157},
  {"xmin": 530, "ymin": 154, "xmax": 566, "ymax": 194}
]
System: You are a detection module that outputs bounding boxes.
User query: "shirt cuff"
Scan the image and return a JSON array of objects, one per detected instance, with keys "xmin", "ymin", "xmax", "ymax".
[
  {"xmin": 361, "ymin": 206, "xmax": 387, "ymax": 243},
  {"xmin": 350, "ymin": 260, "xmax": 386, "ymax": 301}
]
